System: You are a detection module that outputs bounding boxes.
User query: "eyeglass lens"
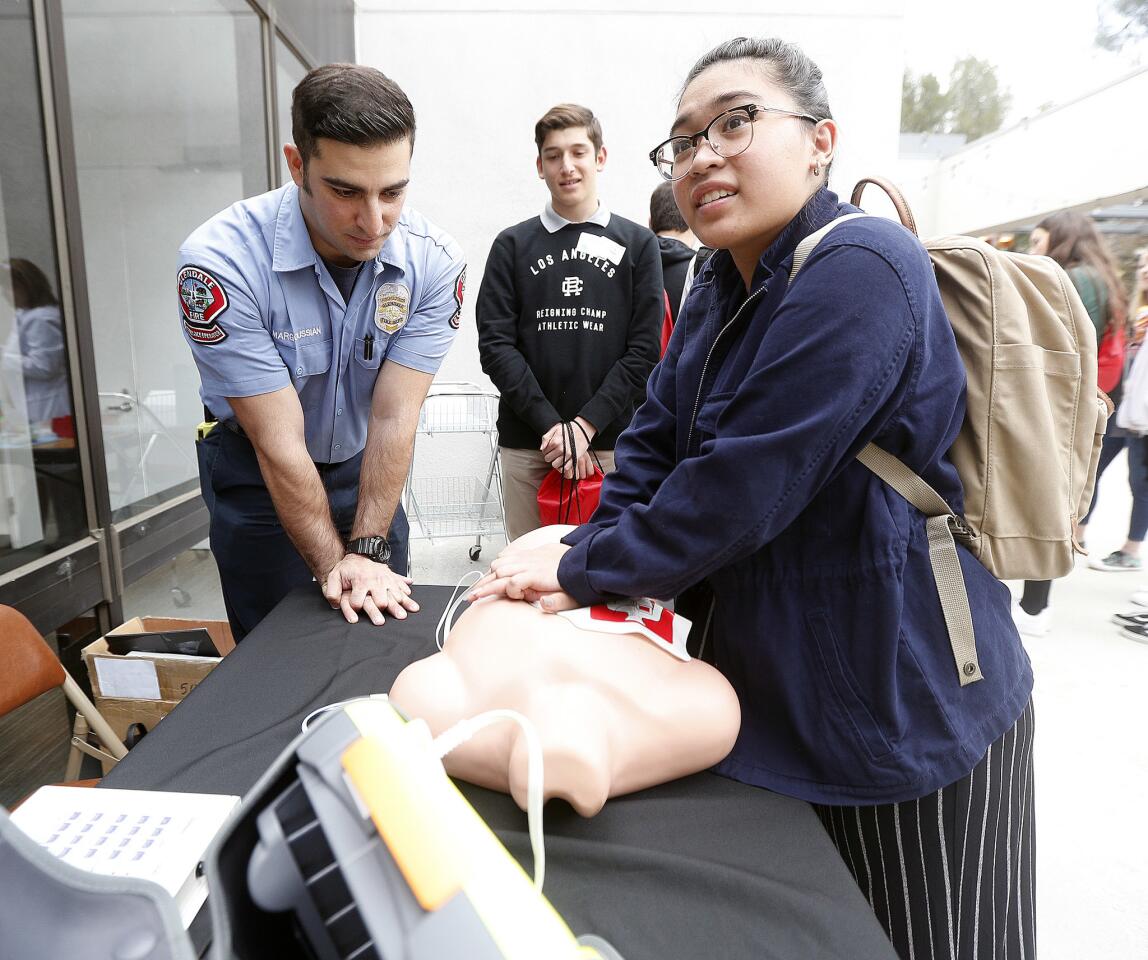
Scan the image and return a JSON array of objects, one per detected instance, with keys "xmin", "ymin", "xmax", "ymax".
[{"xmin": 658, "ymin": 108, "xmax": 755, "ymax": 180}]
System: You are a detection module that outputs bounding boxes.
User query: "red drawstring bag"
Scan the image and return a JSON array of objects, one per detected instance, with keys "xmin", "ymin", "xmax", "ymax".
[
  {"xmin": 536, "ymin": 422, "xmax": 604, "ymax": 525},
  {"xmin": 537, "ymin": 467, "xmax": 604, "ymax": 524}
]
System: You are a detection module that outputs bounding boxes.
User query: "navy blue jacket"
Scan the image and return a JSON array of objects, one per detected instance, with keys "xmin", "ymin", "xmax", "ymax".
[{"xmin": 558, "ymin": 189, "xmax": 1033, "ymax": 805}]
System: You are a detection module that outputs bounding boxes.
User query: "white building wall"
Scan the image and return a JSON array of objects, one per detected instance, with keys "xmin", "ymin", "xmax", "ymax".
[
  {"xmin": 896, "ymin": 66, "xmax": 1148, "ymax": 236},
  {"xmin": 356, "ymin": 1, "xmax": 907, "ymax": 392}
]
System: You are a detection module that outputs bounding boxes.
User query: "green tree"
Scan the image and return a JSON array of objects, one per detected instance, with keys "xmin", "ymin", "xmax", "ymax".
[
  {"xmin": 901, "ymin": 71, "xmax": 948, "ymax": 132},
  {"xmin": 900, "ymin": 58, "xmax": 1011, "ymax": 141},
  {"xmin": 945, "ymin": 57, "xmax": 1012, "ymax": 141},
  {"xmin": 1097, "ymin": 0, "xmax": 1148, "ymax": 50}
]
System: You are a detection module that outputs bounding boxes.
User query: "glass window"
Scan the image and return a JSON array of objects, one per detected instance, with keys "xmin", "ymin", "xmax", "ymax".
[
  {"xmin": 60, "ymin": 0, "xmax": 268, "ymax": 519},
  {"xmin": 271, "ymin": 0, "xmax": 354, "ymax": 65},
  {"xmin": 275, "ymin": 36, "xmax": 308, "ymax": 187},
  {"xmin": 0, "ymin": 2, "xmax": 87, "ymax": 577}
]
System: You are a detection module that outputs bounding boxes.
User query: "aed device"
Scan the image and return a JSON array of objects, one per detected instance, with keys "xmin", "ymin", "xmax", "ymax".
[{"xmin": 204, "ymin": 698, "xmax": 624, "ymax": 960}]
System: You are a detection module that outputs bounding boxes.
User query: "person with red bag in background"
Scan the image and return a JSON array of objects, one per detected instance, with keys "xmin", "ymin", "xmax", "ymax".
[
  {"xmin": 476, "ymin": 104, "xmax": 662, "ymax": 540},
  {"xmin": 1014, "ymin": 211, "xmax": 1131, "ymax": 636}
]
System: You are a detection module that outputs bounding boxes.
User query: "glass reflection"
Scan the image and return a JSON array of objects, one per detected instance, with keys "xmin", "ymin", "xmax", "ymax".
[
  {"xmin": 0, "ymin": 5, "xmax": 86, "ymax": 574},
  {"xmin": 276, "ymin": 38, "xmax": 309, "ymax": 186},
  {"xmin": 61, "ymin": 0, "xmax": 267, "ymax": 519}
]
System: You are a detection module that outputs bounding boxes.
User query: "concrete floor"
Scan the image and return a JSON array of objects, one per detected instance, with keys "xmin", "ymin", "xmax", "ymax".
[
  {"xmin": 1009, "ymin": 451, "xmax": 1148, "ymax": 959},
  {"xmin": 124, "ymin": 459, "xmax": 1148, "ymax": 959}
]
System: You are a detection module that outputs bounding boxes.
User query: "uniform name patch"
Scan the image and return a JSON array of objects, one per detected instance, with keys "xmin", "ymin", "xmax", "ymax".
[
  {"xmin": 450, "ymin": 265, "xmax": 467, "ymax": 329},
  {"xmin": 375, "ymin": 282, "xmax": 410, "ymax": 334},
  {"xmin": 178, "ymin": 265, "xmax": 229, "ymax": 345}
]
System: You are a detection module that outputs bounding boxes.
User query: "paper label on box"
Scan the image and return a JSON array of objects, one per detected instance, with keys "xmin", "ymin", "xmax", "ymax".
[{"xmin": 93, "ymin": 656, "xmax": 161, "ymax": 699}]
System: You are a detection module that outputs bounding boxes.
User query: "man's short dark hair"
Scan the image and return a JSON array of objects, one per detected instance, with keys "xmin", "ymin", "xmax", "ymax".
[
  {"xmin": 534, "ymin": 103, "xmax": 603, "ymax": 154},
  {"xmin": 650, "ymin": 182, "xmax": 689, "ymax": 234},
  {"xmin": 292, "ymin": 63, "xmax": 415, "ymax": 170}
]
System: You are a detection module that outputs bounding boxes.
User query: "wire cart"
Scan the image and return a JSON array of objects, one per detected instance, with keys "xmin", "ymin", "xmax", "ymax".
[{"xmin": 403, "ymin": 381, "xmax": 506, "ymax": 561}]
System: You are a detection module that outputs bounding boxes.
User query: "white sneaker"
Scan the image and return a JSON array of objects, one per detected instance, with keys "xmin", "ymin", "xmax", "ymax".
[
  {"xmin": 1131, "ymin": 590, "xmax": 1148, "ymax": 609},
  {"xmin": 1011, "ymin": 601, "xmax": 1052, "ymax": 638}
]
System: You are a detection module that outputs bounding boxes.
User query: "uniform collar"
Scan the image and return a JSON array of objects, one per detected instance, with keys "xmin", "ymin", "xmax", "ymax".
[
  {"xmin": 272, "ymin": 183, "xmax": 407, "ymax": 276},
  {"xmin": 540, "ymin": 200, "xmax": 611, "ymax": 233}
]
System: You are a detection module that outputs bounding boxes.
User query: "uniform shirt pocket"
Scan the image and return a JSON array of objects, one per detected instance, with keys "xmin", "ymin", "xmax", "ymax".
[
  {"xmin": 353, "ymin": 334, "xmax": 384, "ymax": 372},
  {"xmin": 291, "ymin": 338, "xmax": 333, "ymax": 380}
]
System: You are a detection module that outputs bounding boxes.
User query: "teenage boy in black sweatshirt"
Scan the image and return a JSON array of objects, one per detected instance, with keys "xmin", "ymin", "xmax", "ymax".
[{"xmin": 476, "ymin": 103, "xmax": 663, "ymax": 539}]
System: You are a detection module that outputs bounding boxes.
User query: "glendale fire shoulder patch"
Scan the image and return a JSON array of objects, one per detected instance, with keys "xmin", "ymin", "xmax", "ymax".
[
  {"xmin": 178, "ymin": 264, "xmax": 230, "ymax": 345},
  {"xmin": 449, "ymin": 265, "xmax": 467, "ymax": 329}
]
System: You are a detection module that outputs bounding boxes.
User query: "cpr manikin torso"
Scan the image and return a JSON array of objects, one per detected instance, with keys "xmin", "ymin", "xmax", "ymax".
[{"xmin": 389, "ymin": 527, "xmax": 741, "ymax": 817}]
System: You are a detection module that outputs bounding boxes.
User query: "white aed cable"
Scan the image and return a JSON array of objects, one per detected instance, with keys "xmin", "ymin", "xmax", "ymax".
[
  {"xmin": 433, "ymin": 708, "xmax": 547, "ymax": 891},
  {"xmin": 436, "ymin": 570, "xmax": 483, "ymax": 650},
  {"xmin": 300, "ymin": 693, "xmax": 391, "ymax": 733}
]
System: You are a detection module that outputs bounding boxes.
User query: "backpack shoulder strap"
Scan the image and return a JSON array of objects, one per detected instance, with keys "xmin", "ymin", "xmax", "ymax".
[
  {"xmin": 789, "ymin": 211, "xmax": 984, "ymax": 687},
  {"xmin": 858, "ymin": 444, "xmax": 983, "ymax": 686},
  {"xmin": 855, "ymin": 443, "xmax": 954, "ymax": 521},
  {"xmin": 788, "ymin": 213, "xmax": 867, "ymax": 283}
]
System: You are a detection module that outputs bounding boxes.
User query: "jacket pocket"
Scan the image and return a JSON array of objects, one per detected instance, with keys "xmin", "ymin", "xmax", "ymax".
[
  {"xmin": 806, "ymin": 610, "xmax": 894, "ymax": 762},
  {"xmin": 693, "ymin": 389, "xmax": 736, "ymax": 437}
]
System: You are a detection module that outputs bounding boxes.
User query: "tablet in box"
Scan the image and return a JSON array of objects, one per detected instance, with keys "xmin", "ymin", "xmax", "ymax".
[
  {"xmin": 82, "ymin": 616, "xmax": 234, "ymax": 702},
  {"xmin": 106, "ymin": 627, "xmax": 220, "ymax": 657}
]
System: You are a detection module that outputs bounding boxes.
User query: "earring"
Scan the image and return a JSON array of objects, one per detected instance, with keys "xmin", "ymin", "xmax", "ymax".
[{"xmin": 813, "ymin": 162, "xmax": 821, "ymax": 177}]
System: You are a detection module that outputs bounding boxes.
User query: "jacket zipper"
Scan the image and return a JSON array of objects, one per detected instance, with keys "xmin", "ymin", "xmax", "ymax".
[{"xmin": 685, "ymin": 284, "xmax": 768, "ymax": 456}]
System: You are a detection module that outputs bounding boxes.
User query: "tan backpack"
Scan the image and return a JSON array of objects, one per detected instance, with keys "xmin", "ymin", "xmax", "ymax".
[{"xmin": 790, "ymin": 178, "xmax": 1110, "ymax": 686}]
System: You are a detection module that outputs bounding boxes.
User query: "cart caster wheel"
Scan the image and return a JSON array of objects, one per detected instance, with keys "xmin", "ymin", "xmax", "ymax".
[
  {"xmin": 172, "ymin": 587, "xmax": 192, "ymax": 608},
  {"xmin": 469, "ymin": 545, "xmax": 482, "ymax": 561}
]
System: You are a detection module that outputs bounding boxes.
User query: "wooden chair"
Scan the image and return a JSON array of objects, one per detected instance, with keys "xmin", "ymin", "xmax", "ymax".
[{"xmin": 0, "ymin": 605, "xmax": 127, "ymax": 783}]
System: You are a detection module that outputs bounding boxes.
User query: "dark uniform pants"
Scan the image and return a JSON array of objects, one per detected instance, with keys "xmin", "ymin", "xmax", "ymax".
[{"xmin": 197, "ymin": 426, "xmax": 409, "ymax": 642}]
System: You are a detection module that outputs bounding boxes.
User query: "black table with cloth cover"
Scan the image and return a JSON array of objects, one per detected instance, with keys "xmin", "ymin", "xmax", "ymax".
[{"xmin": 102, "ymin": 585, "xmax": 898, "ymax": 960}]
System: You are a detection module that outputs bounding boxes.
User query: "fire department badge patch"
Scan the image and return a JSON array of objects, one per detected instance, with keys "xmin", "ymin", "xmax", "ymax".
[
  {"xmin": 374, "ymin": 282, "xmax": 410, "ymax": 334},
  {"xmin": 449, "ymin": 265, "xmax": 467, "ymax": 329},
  {"xmin": 177, "ymin": 265, "xmax": 229, "ymax": 345}
]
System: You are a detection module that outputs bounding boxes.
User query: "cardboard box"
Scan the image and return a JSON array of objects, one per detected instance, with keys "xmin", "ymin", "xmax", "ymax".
[
  {"xmin": 94, "ymin": 697, "xmax": 181, "ymax": 742},
  {"xmin": 83, "ymin": 697, "xmax": 182, "ymax": 774},
  {"xmin": 80, "ymin": 617, "xmax": 234, "ymax": 774},
  {"xmin": 82, "ymin": 617, "xmax": 234, "ymax": 703}
]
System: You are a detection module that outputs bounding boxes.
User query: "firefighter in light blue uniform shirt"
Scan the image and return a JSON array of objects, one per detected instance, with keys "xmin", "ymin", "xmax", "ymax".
[{"xmin": 178, "ymin": 64, "xmax": 465, "ymax": 642}]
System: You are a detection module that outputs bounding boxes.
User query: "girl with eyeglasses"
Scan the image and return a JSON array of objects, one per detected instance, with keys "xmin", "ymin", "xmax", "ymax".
[{"xmin": 472, "ymin": 37, "xmax": 1035, "ymax": 960}]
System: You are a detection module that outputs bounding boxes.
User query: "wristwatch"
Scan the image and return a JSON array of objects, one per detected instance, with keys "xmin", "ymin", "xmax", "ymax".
[{"xmin": 346, "ymin": 535, "xmax": 391, "ymax": 565}]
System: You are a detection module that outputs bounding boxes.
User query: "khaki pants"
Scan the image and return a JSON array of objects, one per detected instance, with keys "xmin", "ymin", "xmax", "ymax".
[{"xmin": 499, "ymin": 445, "xmax": 616, "ymax": 543}]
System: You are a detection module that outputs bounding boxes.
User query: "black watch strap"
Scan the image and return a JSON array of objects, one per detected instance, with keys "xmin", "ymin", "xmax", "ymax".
[{"xmin": 346, "ymin": 535, "xmax": 391, "ymax": 564}]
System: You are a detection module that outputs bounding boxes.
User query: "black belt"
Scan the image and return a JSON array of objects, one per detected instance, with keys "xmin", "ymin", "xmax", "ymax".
[{"xmin": 221, "ymin": 419, "xmax": 247, "ymax": 439}]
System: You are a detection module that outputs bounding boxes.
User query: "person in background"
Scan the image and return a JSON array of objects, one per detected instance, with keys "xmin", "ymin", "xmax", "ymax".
[
  {"xmin": 473, "ymin": 36, "xmax": 1035, "ymax": 960},
  {"xmin": 1107, "ymin": 249, "xmax": 1148, "ymax": 643},
  {"xmin": 649, "ymin": 181, "xmax": 697, "ymax": 326},
  {"xmin": 1015, "ymin": 211, "xmax": 1130, "ymax": 636},
  {"xmin": 2, "ymin": 258, "xmax": 71, "ymax": 440},
  {"xmin": 1131, "ymin": 247, "xmax": 1148, "ymax": 337},
  {"xmin": 476, "ymin": 103, "xmax": 662, "ymax": 541}
]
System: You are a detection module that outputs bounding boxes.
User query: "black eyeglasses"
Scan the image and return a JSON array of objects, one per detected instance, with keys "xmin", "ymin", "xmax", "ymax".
[{"xmin": 649, "ymin": 103, "xmax": 819, "ymax": 182}]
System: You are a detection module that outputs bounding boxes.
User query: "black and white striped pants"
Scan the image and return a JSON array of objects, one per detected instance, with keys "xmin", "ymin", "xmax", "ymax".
[{"xmin": 812, "ymin": 701, "xmax": 1036, "ymax": 960}]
